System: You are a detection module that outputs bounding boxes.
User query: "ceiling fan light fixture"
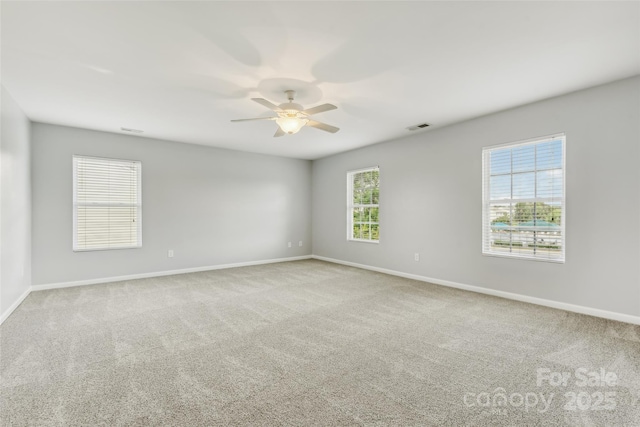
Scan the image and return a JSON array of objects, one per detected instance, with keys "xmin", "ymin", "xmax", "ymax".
[
  {"xmin": 276, "ymin": 116, "xmax": 309, "ymax": 134},
  {"xmin": 232, "ymin": 90, "xmax": 339, "ymax": 137}
]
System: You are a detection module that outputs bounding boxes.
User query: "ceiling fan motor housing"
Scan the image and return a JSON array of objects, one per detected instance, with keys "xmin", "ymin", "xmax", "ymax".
[{"xmin": 278, "ymin": 102, "xmax": 304, "ymax": 112}]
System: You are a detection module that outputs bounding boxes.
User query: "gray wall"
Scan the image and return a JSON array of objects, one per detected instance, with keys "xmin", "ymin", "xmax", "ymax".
[
  {"xmin": 312, "ymin": 76, "xmax": 640, "ymax": 317},
  {"xmin": 1, "ymin": 86, "xmax": 32, "ymax": 316},
  {"xmin": 32, "ymin": 124, "xmax": 311, "ymax": 285}
]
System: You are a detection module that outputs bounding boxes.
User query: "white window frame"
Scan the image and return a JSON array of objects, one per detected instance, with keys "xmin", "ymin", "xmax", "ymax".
[
  {"xmin": 73, "ymin": 155, "xmax": 142, "ymax": 251},
  {"xmin": 347, "ymin": 166, "xmax": 380, "ymax": 243},
  {"xmin": 482, "ymin": 134, "xmax": 566, "ymax": 263}
]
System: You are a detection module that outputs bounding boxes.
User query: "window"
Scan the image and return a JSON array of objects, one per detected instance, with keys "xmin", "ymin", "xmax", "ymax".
[
  {"xmin": 347, "ymin": 167, "xmax": 379, "ymax": 242},
  {"xmin": 482, "ymin": 134, "xmax": 565, "ymax": 262},
  {"xmin": 73, "ymin": 155, "xmax": 142, "ymax": 251}
]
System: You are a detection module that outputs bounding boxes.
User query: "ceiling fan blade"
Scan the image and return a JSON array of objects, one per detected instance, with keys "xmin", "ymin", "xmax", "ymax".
[
  {"xmin": 302, "ymin": 103, "xmax": 337, "ymax": 116},
  {"xmin": 307, "ymin": 120, "xmax": 340, "ymax": 133},
  {"xmin": 252, "ymin": 98, "xmax": 282, "ymax": 111},
  {"xmin": 230, "ymin": 117, "xmax": 276, "ymax": 122},
  {"xmin": 273, "ymin": 127, "xmax": 286, "ymax": 137}
]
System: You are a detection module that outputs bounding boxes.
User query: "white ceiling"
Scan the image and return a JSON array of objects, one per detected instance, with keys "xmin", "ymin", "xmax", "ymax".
[{"xmin": 2, "ymin": 2, "xmax": 639, "ymax": 160}]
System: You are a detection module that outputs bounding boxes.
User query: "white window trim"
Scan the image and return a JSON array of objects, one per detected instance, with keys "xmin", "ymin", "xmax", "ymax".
[
  {"xmin": 347, "ymin": 166, "xmax": 380, "ymax": 244},
  {"xmin": 482, "ymin": 133, "xmax": 566, "ymax": 263},
  {"xmin": 73, "ymin": 155, "xmax": 142, "ymax": 252}
]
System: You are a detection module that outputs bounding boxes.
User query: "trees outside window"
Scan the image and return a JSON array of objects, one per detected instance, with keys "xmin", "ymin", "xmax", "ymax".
[{"xmin": 347, "ymin": 167, "xmax": 379, "ymax": 242}]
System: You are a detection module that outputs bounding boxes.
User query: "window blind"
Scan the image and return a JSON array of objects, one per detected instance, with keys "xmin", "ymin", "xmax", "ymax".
[
  {"xmin": 482, "ymin": 134, "xmax": 565, "ymax": 262},
  {"xmin": 73, "ymin": 155, "xmax": 142, "ymax": 251}
]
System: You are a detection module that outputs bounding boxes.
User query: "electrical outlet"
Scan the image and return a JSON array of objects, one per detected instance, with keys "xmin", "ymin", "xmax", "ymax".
[
  {"xmin": 299, "ymin": 241, "xmax": 303, "ymax": 247},
  {"xmin": 168, "ymin": 250, "xmax": 174, "ymax": 258},
  {"xmin": 414, "ymin": 253, "xmax": 419, "ymax": 261},
  {"xmin": 288, "ymin": 242, "xmax": 292, "ymax": 248}
]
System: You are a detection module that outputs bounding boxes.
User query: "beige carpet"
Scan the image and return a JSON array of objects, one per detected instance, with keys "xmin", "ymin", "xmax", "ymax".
[{"xmin": 1, "ymin": 259, "xmax": 639, "ymax": 426}]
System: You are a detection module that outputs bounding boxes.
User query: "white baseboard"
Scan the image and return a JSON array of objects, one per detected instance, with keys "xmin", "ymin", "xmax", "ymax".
[
  {"xmin": 311, "ymin": 255, "xmax": 640, "ymax": 326},
  {"xmin": 31, "ymin": 255, "xmax": 312, "ymax": 292},
  {"xmin": 0, "ymin": 286, "xmax": 32, "ymax": 325}
]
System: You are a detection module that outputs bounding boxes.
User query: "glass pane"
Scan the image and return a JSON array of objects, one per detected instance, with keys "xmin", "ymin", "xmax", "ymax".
[
  {"xmin": 371, "ymin": 170, "xmax": 379, "ymax": 203},
  {"xmin": 490, "ymin": 149, "xmax": 511, "ymax": 175},
  {"xmin": 352, "ymin": 174, "xmax": 361, "ymax": 204},
  {"xmin": 536, "ymin": 169, "xmax": 563, "ymax": 198},
  {"xmin": 489, "ymin": 203, "xmax": 511, "ymax": 253},
  {"xmin": 490, "ymin": 231, "xmax": 512, "ymax": 253},
  {"xmin": 353, "ymin": 207, "xmax": 364, "ymax": 223},
  {"xmin": 371, "ymin": 224, "xmax": 379, "ymax": 240},
  {"xmin": 370, "ymin": 207, "xmax": 379, "ymax": 223},
  {"xmin": 536, "ymin": 139, "xmax": 563, "ymax": 170},
  {"xmin": 545, "ymin": 202, "xmax": 562, "ymax": 226},
  {"xmin": 512, "ymin": 145, "xmax": 535, "ymax": 173},
  {"xmin": 489, "ymin": 204, "xmax": 511, "ymax": 226},
  {"xmin": 533, "ymin": 202, "xmax": 562, "ymax": 227},
  {"xmin": 513, "ymin": 202, "xmax": 534, "ymax": 224},
  {"xmin": 533, "ymin": 235, "xmax": 562, "ymax": 254},
  {"xmin": 490, "ymin": 175, "xmax": 511, "ymax": 200},
  {"xmin": 360, "ymin": 224, "xmax": 371, "ymax": 240},
  {"xmin": 363, "ymin": 184, "xmax": 372, "ymax": 204},
  {"xmin": 513, "ymin": 172, "xmax": 535, "ymax": 199},
  {"xmin": 511, "ymin": 230, "xmax": 535, "ymax": 256},
  {"xmin": 352, "ymin": 188, "xmax": 360, "ymax": 205},
  {"xmin": 363, "ymin": 207, "xmax": 372, "ymax": 222}
]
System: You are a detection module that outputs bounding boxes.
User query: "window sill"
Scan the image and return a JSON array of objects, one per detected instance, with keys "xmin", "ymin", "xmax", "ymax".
[
  {"xmin": 348, "ymin": 239, "xmax": 379, "ymax": 244},
  {"xmin": 73, "ymin": 246, "xmax": 142, "ymax": 252},
  {"xmin": 482, "ymin": 251, "xmax": 564, "ymax": 264}
]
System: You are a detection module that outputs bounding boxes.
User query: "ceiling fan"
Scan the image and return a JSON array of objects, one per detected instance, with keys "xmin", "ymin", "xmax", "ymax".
[{"xmin": 231, "ymin": 90, "xmax": 339, "ymax": 137}]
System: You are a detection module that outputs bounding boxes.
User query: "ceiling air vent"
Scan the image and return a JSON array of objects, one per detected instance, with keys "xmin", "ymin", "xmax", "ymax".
[
  {"xmin": 407, "ymin": 123, "xmax": 431, "ymax": 131},
  {"xmin": 121, "ymin": 127, "xmax": 144, "ymax": 134}
]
